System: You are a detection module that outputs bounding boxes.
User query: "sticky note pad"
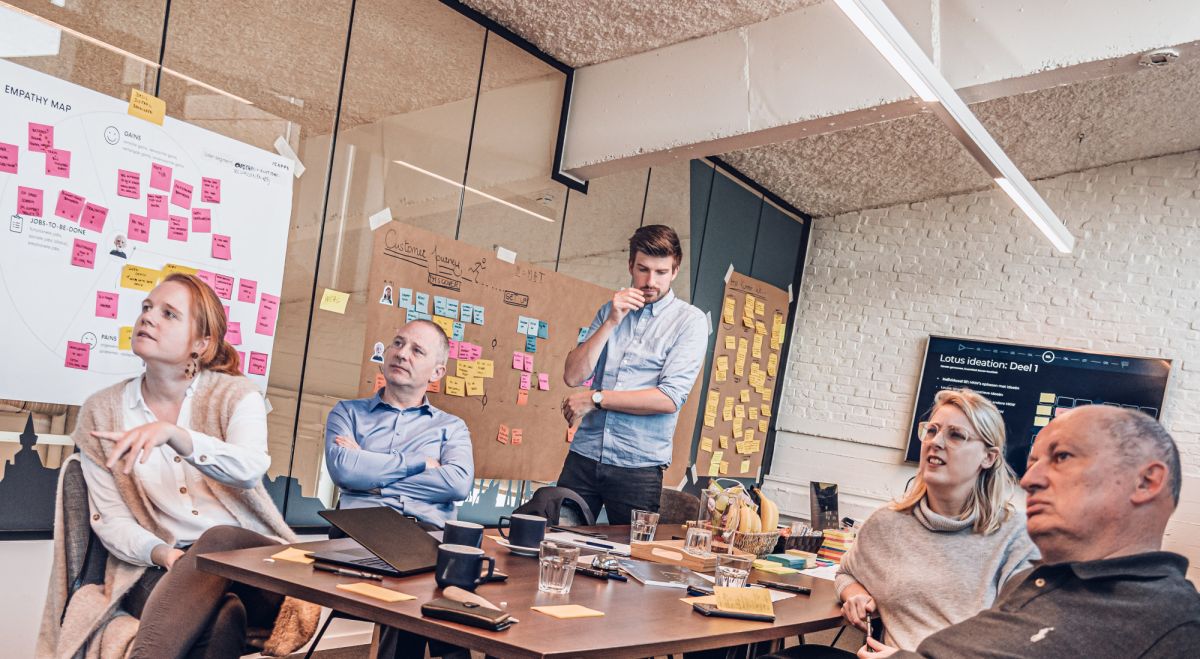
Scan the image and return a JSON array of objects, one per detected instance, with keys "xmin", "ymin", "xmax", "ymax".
[
  {"xmin": 212, "ymin": 234, "xmax": 232, "ymax": 260},
  {"xmin": 118, "ymin": 326, "xmax": 133, "ymax": 351},
  {"xmin": 0, "ymin": 141, "xmax": 15, "ymax": 174},
  {"xmin": 70, "ymin": 239, "xmax": 97, "ymax": 269},
  {"xmin": 167, "ymin": 215, "xmax": 188, "ymax": 241},
  {"xmin": 466, "ymin": 377, "xmax": 484, "ymax": 396},
  {"xmin": 28, "ymin": 122, "xmax": 53, "ymax": 152},
  {"xmin": 238, "ymin": 279, "xmax": 257, "ymax": 303},
  {"xmin": 65, "ymin": 341, "xmax": 90, "ymax": 370},
  {"xmin": 128, "ymin": 88, "xmax": 166, "ymax": 125},
  {"xmin": 55, "ymin": 190, "xmax": 85, "ymax": 222},
  {"xmin": 45, "ymin": 148, "xmax": 71, "ymax": 177},
  {"xmin": 79, "ymin": 203, "xmax": 108, "ymax": 233},
  {"xmin": 531, "ymin": 605, "xmax": 604, "ymax": 619},
  {"xmin": 1036, "ymin": 405, "xmax": 1053, "ymax": 416},
  {"xmin": 715, "ymin": 586, "xmax": 774, "ymax": 616},
  {"xmin": 445, "ymin": 376, "xmax": 465, "ymax": 397},
  {"xmin": 1039, "ymin": 393, "xmax": 1055, "ymax": 404},
  {"xmin": 248, "ymin": 351, "xmax": 268, "ymax": 376},
  {"xmin": 127, "ymin": 214, "xmax": 150, "ymax": 242},
  {"xmin": 192, "ymin": 207, "xmax": 211, "ymax": 233},
  {"xmin": 117, "ymin": 170, "xmax": 140, "ymax": 198},
  {"xmin": 201, "ymin": 177, "xmax": 221, "ymax": 203},
  {"xmin": 150, "ymin": 162, "xmax": 172, "ymax": 191},
  {"xmin": 95, "ymin": 291, "xmax": 119, "ymax": 319},
  {"xmin": 320, "ymin": 288, "xmax": 350, "ymax": 314},
  {"xmin": 256, "ymin": 293, "xmax": 279, "ymax": 335},
  {"xmin": 225, "ymin": 321, "xmax": 242, "ymax": 345},
  {"xmin": 17, "ymin": 186, "xmax": 43, "ymax": 216},
  {"xmin": 170, "ymin": 179, "xmax": 193, "ymax": 208},
  {"xmin": 270, "ymin": 547, "xmax": 313, "ymax": 564},
  {"xmin": 1034, "ymin": 416, "xmax": 1050, "ymax": 427},
  {"xmin": 336, "ymin": 582, "xmax": 415, "ymax": 603}
]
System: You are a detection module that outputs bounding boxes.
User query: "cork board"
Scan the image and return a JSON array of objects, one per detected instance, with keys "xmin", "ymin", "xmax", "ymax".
[
  {"xmin": 694, "ymin": 271, "xmax": 789, "ymax": 480},
  {"xmin": 360, "ymin": 224, "xmax": 700, "ymax": 482}
]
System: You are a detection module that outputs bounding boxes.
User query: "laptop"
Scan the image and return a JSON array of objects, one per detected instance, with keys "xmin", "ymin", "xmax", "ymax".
[{"xmin": 312, "ymin": 507, "xmax": 441, "ymax": 577}]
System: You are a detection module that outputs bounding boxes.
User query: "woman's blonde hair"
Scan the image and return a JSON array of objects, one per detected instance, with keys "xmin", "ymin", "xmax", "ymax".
[{"xmin": 891, "ymin": 388, "xmax": 1018, "ymax": 534}]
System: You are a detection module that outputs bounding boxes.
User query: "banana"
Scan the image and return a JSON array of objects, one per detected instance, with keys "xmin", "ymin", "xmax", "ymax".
[{"xmin": 756, "ymin": 488, "xmax": 780, "ymax": 531}]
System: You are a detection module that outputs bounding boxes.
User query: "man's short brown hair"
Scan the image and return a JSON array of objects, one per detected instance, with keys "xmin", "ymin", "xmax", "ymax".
[{"xmin": 628, "ymin": 225, "xmax": 683, "ymax": 268}]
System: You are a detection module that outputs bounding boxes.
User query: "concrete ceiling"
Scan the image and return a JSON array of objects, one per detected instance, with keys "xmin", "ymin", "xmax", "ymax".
[
  {"xmin": 461, "ymin": 0, "xmax": 823, "ymax": 67},
  {"xmin": 718, "ymin": 52, "xmax": 1200, "ymax": 217}
]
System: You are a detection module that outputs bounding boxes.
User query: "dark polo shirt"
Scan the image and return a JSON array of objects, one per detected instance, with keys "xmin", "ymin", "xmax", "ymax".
[{"xmin": 895, "ymin": 552, "xmax": 1200, "ymax": 658}]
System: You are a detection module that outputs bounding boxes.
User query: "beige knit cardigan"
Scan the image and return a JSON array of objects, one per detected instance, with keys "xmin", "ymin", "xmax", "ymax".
[{"xmin": 37, "ymin": 372, "xmax": 319, "ymax": 659}]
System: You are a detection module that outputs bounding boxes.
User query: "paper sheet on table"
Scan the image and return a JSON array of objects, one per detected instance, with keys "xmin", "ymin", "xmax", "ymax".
[
  {"xmin": 336, "ymin": 582, "xmax": 415, "ymax": 603},
  {"xmin": 531, "ymin": 604, "xmax": 605, "ymax": 619},
  {"xmin": 269, "ymin": 547, "xmax": 313, "ymax": 564},
  {"xmin": 799, "ymin": 564, "xmax": 840, "ymax": 581},
  {"xmin": 716, "ymin": 586, "xmax": 774, "ymax": 616},
  {"xmin": 544, "ymin": 531, "xmax": 631, "ymax": 556},
  {"xmin": 681, "ymin": 589, "xmax": 795, "ymax": 605}
]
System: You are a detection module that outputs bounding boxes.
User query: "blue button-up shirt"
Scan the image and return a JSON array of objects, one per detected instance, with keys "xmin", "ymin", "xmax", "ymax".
[
  {"xmin": 572, "ymin": 288, "xmax": 708, "ymax": 468},
  {"xmin": 324, "ymin": 392, "xmax": 474, "ymax": 529}
]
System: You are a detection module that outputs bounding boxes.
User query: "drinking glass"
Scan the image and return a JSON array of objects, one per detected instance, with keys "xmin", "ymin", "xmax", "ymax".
[
  {"xmin": 714, "ymin": 553, "xmax": 753, "ymax": 588},
  {"xmin": 630, "ymin": 509, "xmax": 660, "ymax": 542},
  {"xmin": 683, "ymin": 527, "xmax": 713, "ymax": 556},
  {"xmin": 538, "ymin": 540, "xmax": 579, "ymax": 594}
]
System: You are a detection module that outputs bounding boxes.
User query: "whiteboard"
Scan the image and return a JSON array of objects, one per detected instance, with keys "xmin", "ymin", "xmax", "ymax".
[{"xmin": 0, "ymin": 60, "xmax": 295, "ymax": 405}]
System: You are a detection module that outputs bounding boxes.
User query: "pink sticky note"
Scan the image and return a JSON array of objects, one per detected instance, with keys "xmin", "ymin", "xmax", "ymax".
[
  {"xmin": 256, "ymin": 293, "xmax": 279, "ymax": 336},
  {"xmin": 538, "ymin": 373, "xmax": 550, "ymax": 391},
  {"xmin": 237, "ymin": 278, "xmax": 257, "ymax": 303},
  {"xmin": 191, "ymin": 207, "xmax": 211, "ymax": 232},
  {"xmin": 248, "ymin": 351, "xmax": 268, "ymax": 376},
  {"xmin": 80, "ymin": 203, "xmax": 108, "ymax": 232},
  {"xmin": 28, "ymin": 123, "xmax": 53, "ymax": 153},
  {"xmin": 196, "ymin": 270, "xmax": 216, "ymax": 288},
  {"xmin": 170, "ymin": 179, "xmax": 193, "ymax": 209},
  {"xmin": 65, "ymin": 341, "xmax": 89, "ymax": 370},
  {"xmin": 95, "ymin": 291, "xmax": 119, "ymax": 319},
  {"xmin": 70, "ymin": 238, "xmax": 96, "ymax": 269},
  {"xmin": 512, "ymin": 352, "xmax": 524, "ymax": 370},
  {"xmin": 150, "ymin": 162, "xmax": 172, "ymax": 191},
  {"xmin": 146, "ymin": 193, "xmax": 167, "ymax": 220},
  {"xmin": 213, "ymin": 274, "xmax": 234, "ymax": 300},
  {"xmin": 55, "ymin": 191, "xmax": 85, "ymax": 222},
  {"xmin": 447, "ymin": 340, "xmax": 460, "ymax": 360},
  {"xmin": 212, "ymin": 234, "xmax": 231, "ymax": 260},
  {"xmin": 117, "ymin": 170, "xmax": 140, "ymax": 198},
  {"xmin": 201, "ymin": 177, "xmax": 221, "ymax": 203},
  {"xmin": 581, "ymin": 376, "xmax": 594, "ymax": 388},
  {"xmin": 167, "ymin": 214, "xmax": 189, "ymax": 241},
  {"xmin": 235, "ymin": 351, "xmax": 246, "ymax": 372},
  {"xmin": 223, "ymin": 305, "xmax": 230, "ymax": 318},
  {"xmin": 17, "ymin": 186, "xmax": 43, "ymax": 216},
  {"xmin": 45, "ymin": 148, "xmax": 70, "ymax": 178},
  {"xmin": 0, "ymin": 142, "xmax": 17, "ymax": 174},
  {"xmin": 523, "ymin": 354, "xmax": 534, "ymax": 372},
  {"xmin": 519, "ymin": 372, "xmax": 531, "ymax": 390},
  {"xmin": 127, "ymin": 214, "xmax": 150, "ymax": 242},
  {"xmin": 225, "ymin": 321, "xmax": 242, "ymax": 345}
]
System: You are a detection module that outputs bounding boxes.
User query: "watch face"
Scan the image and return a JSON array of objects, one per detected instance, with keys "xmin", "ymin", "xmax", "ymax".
[{"xmin": 592, "ymin": 392, "xmax": 603, "ymax": 404}]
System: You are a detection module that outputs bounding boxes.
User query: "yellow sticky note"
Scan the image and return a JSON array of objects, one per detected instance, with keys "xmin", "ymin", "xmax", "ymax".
[
  {"xmin": 719, "ymin": 461, "xmax": 729, "ymax": 475},
  {"xmin": 127, "ymin": 88, "xmax": 166, "ymax": 125},
  {"xmin": 1036, "ymin": 405, "xmax": 1053, "ymax": 416},
  {"xmin": 740, "ymin": 459, "xmax": 751, "ymax": 474},
  {"xmin": 752, "ymin": 335, "xmax": 763, "ymax": 359},
  {"xmin": 477, "ymin": 359, "xmax": 494, "ymax": 378},
  {"xmin": 1034, "ymin": 416, "xmax": 1050, "ymax": 427},
  {"xmin": 1039, "ymin": 392, "xmax": 1055, "ymax": 404},
  {"xmin": 319, "ymin": 288, "xmax": 350, "ymax": 314},
  {"xmin": 707, "ymin": 458, "xmax": 721, "ymax": 477},
  {"xmin": 735, "ymin": 404, "xmax": 745, "ymax": 419},
  {"xmin": 749, "ymin": 407, "xmax": 759, "ymax": 421},
  {"xmin": 744, "ymin": 294, "xmax": 756, "ymax": 316},
  {"xmin": 270, "ymin": 547, "xmax": 313, "ymax": 564},
  {"xmin": 161, "ymin": 263, "xmax": 197, "ymax": 277},
  {"xmin": 336, "ymin": 582, "xmax": 415, "ymax": 603},
  {"xmin": 715, "ymin": 586, "xmax": 774, "ymax": 616},
  {"xmin": 432, "ymin": 315, "xmax": 455, "ymax": 337},
  {"xmin": 531, "ymin": 604, "xmax": 605, "ymax": 619},
  {"xmin": 445, "ymin": 376, "xmax": 465, "ymax": 396},
  {"xmin": 719, "ymin": 435, "xmax": 729, "ymax": 449},
  {"xmin": 701, "ymin": 436, "xmax": 714, "ymax": 452},
  {"xmin": 725, "ymin": 336, "xmax": 736, "ymax": 350},
  {"xmin": 716, "ymin": 369, "xmax": 727, "ymax": 382},
  {"xmin": 754, "ymin": 300, "xmax": 765, "ymax": 316},
  {"xmin": 759, "ymin": 420, "xmax": 768, "ymax": 433},
  {"xmin": 118, "ymin": 326, "xmax": 133, "ymax": 351},
  {"xmin": 120, "ymin": 264, "xmax": 159, "ymax": 292},
  {"xmin": 739, "ymin": 389, "xmax": 750, "ymax": 403},
  {"xmin": 717, "ymin": 356, "xmax": 729, "ymax": 371},
  {"xmin": 761, "ymin": 404, "xmax": 771, "ymax": 417},
  {"xmin": 767, "ymin": 353, "xmax": 779, "ymax": 377},
  {"xmin": 733, "ymin": 417, "xmax": 744, "ymax": 438},
  {"xmin": 466, "ymin": 377, "xmax": 484, "ymax": 396},
  {"xmin": 722, "ymin": 296, "xmax": 735, "ymax": 324},
  {"xmin": 703, "ymin": 414, "xmax": 716, "ymax": 428}
]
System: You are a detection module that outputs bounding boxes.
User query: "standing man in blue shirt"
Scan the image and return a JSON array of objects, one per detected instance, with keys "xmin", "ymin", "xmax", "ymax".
[
  {"xmin": 324, "ymin": 319, "xmax": 474, "ymax": 529},
  {"xmin": 559, "ymin": 225, "xmax": 708, "ymax": 524}
]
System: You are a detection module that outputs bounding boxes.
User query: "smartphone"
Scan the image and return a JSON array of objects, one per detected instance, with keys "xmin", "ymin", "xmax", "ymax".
[
  {"xmin": 687, "ymin": 584, "xmax": 716, "ymax": 597},
  {"xmin": 692, "ymin": 602, "xmax": 775, "ymax": 622}
]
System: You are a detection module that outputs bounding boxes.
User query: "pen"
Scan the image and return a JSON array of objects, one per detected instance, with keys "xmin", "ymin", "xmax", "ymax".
[
  {"xmin": 313, "ymin": 563, "xmax": 383, "ymax": 581},
  {"xmin": 582, "ymin": 540, "xmax": 616, "ymax": 549},
  {"xmin": 550, "ymin": 526, "xmax": 607, "ymax": 539},
  {"xmin": 575, "ymin": 566, "xmax": 613, "ymax": 580}
]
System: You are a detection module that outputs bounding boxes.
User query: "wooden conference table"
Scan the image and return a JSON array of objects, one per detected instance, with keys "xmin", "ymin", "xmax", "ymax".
[{"xmin": 197, "ymin": 525, "xmax": 843, "ymax": 658}]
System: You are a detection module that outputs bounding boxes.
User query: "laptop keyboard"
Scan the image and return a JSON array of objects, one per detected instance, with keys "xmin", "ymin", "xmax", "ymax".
[{"xmin": 349, "ymin": 555, "xmax": 400, "ymax": 574}]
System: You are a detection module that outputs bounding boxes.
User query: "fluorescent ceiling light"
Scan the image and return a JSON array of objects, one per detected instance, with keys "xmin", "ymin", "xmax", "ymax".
[
  {"xmin": 833, "ymin": 0, "xmax": 1075, "ymax": 253},
  {"xmin": 392, "ymin": 159, "xmax": 556, "ymax": 224}
]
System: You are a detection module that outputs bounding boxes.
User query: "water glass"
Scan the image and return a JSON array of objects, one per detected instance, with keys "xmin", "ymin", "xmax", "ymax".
[
  {"xmin": 714, "ymin": 553, "xmax": 752, "ymax": 588},
  {"xmin": 683, "ymin": 527, "xmax": 713, "ymax": 556},
  {"xmin": 630, "ymin": 509, "xmax": 660, "ymax": 542},
  {"xmin": 538, "ymin": 540, "xmax": 579, "ymax": 594}
]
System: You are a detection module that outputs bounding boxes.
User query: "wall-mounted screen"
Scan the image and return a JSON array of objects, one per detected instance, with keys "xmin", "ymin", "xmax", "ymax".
[{"xmin": 906, "ymin": 336, "xmax": 1171, "ymax": 475}]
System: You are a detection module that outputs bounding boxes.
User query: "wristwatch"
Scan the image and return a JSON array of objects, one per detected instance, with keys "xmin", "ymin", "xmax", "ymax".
[{"xmin": 592, "ymin": 391, "xmax": 604, "ymax": 410}]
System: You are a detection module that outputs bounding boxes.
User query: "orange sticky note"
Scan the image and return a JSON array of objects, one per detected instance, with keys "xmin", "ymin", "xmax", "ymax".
[
  {"xmin": 426, "ymin": 379, "xmax": 441, "ymax": 393},
  {"xmin": 517, "ymin": 389, "xmax": 529, "ymax": 406},
  {"xmin": 531, "ymin": 604, "xmax": 604, "ymax": 619},
  {"xmin": 511, "ymin": 428, "xmax": 523, "ymax": 445},
  {"xmin": 497, "ymin": 424, "xmax": 510, "ymax": 444},
  {"xmin": 270, "ymin": 547, "xmax": 313, "ymax": 564},
  {"xmin": 336, "ymin": 582, "xmax": 415, "ymax": 603},
  {"xmin": 374, "ymin": 373, "xmax": 386, "ymax": 391},
  {"xmin": 127, "ymin": 88, "xmax": 166, "ymax": 125},
  {"xmin": 566, "ymin": 426, "xmax": 577, "ymax": 443}
]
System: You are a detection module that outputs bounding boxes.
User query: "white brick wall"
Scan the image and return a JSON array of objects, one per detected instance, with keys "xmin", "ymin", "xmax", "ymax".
[{"xmin": 765, "ymin": 150, "xmax": 1200, "ymax": 580}]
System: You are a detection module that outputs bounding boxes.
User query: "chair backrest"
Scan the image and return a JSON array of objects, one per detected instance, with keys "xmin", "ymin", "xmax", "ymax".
[
  {"xmin": 657, "ymin": 488, "xmax": 700, "ymax": 525},
  {"xmin": 60, "ymin": 458, "xmax": 108, "ymax": 600},
  {"xmin": 513, "ymin": 486, "xmax": 595, "ymax": 526}
]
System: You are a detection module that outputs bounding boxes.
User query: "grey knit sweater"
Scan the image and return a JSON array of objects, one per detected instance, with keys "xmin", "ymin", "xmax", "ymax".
[{"xmin": 835, "ymin": 498, "xmax": 1039, "ymax": 651}]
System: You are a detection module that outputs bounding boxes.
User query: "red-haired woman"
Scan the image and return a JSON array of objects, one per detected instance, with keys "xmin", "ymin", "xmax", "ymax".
[{"xmin": 39, "ymin": 274, "xmax": 316, "ymax": 658}]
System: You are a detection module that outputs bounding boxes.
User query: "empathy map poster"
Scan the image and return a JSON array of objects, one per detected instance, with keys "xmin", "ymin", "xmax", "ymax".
[{"xmin": 0, "ymin": 60, "xmax": 295, "ymax": 405}]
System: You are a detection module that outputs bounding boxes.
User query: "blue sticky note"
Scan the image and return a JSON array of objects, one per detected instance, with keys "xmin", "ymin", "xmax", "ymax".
[
  {"xmin": 398, "ymin": 288, "xmax": 413, "ymax": 309},
  {"xmin": 516, "ymin": 316, "xmax": 528, "ymax": 335},
  {"xmin": 537, "ymin": 320, "xmax": 548, "ymax": 339},
  {"xmin": 460, "ymin": 303, "xmax": 473, "ymax": 322},
  {"xmin": 433, "ymin": 296, "xmax": 447, "ymax": 316},
  {"xmin": 418, "ymin": 311, "xmax": 431, "ymax": 321},
  {"xmin": 406, "ymin": 308, "xmax": 418, "ymax": 323},
  {"xmin": 577, "ymin": 327, "xmax": 589, "ymax": 344},
  {"xmin": 452, "ymin": 321, "xmax": 465, "ymax": 341},
  {"xmin": 415, "ymin": 292, "xmax": 429, "ymax": 313},
  {"xmin": 447, "ymin": 299, "xmax": 459, "ymax": 318},
  {"xmin": 525, "ymin": 335, "xmax": 537, "ymax": 352},
  {"xmin": 473, "ymin": 306, "xmax": 484, "ymax": 325}
]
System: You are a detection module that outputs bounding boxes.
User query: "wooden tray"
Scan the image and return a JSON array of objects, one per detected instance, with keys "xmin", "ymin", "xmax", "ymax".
[{"xmin": 629, "ymin": 539, "xmax": 754, "ymax": 572}]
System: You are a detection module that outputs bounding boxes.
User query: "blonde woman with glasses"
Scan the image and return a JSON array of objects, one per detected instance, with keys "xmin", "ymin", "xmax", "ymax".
[{"xmin": 767, "ymin": 388, "xmax": 1038, "ymax": 659}]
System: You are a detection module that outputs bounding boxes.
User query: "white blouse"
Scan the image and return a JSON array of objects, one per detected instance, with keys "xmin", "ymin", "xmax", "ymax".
[{"xmin": 81, "ymin": 371, "xmax": 271, "ymax": 566}]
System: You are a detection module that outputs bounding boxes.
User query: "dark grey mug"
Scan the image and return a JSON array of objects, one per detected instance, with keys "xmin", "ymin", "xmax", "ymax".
[
  {"xmin": 442, "ymin": 520, "xmax": 484, "ymax": 548},
  {"xmin": 434, "ymin": 544, "xmax": 495, "ymax": 591},
  {"xmin": 497, "ymin": 513, "xmax": 546, "ymax": 549}
]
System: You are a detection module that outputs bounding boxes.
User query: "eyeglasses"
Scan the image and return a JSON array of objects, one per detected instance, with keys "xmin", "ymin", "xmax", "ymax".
[{"xmin": 917, "ymin": 421, "xmax": 975, "ymax": 447}]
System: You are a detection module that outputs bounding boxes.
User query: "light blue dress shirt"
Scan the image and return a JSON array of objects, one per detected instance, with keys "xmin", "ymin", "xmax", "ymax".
[
  {"xmin": 571, "ymin": 288, "xmax": 708, "ymax": 468},
  {"xmin": 324, "ymin": 392, "xmax": 474, "ymax": 528}
]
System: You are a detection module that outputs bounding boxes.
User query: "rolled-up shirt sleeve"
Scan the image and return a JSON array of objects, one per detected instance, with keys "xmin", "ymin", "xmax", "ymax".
[
  {"xmin": 656, "ymin": 309, "xmax": 708, "ymax": 410},
  {"xmin": 80, "ymin": 453, "xmax": 163, "ymax": 566},
  {"xmin": 324, "ymin": 402, "xmax": 424, "ymax": 492},
  {"xmin": 183, "ymin": 392, "xmax": 271, "ymax": 489}
]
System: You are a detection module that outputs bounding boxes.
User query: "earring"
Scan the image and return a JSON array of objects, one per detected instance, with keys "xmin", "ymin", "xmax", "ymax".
[{"xmin": 185, "ymin": 352, "xmax": 199, "ymax": 379}]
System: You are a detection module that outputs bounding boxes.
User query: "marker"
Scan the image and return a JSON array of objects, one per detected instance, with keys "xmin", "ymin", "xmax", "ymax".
[
  {"xmin": 313, "ymin": 563, "xmax": 383, "ymax": 581},
  {"xmin": 582, "ymin": 539, "xmax": 616, "ymax": 550}
]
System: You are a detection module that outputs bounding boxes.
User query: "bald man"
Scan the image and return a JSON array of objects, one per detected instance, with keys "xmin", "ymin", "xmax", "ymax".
[{"xmin": 859, "ymin": 406, "xmax": 1200, "ymax": 658}]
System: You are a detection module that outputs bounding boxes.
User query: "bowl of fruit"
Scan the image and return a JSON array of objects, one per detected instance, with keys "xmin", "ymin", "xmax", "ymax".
[{"xmin": 698, "ymin": 480, "xmax": 781, "ymax": 558}]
